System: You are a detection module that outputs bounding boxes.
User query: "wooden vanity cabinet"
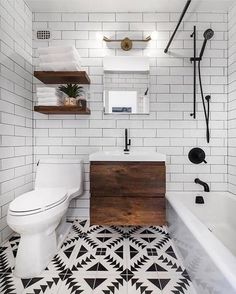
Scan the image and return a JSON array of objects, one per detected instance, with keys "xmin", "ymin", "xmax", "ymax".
[{"xmin": 90, "ymin": 161, "xmax": 166, "ymax": 226}]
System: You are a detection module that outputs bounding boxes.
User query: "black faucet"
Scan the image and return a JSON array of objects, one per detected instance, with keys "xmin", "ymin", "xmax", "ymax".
[
  {"xmin": 124, "ymin": 128, "xmax": 131, "ymax": 152},
  {"xmin": 194, "ymin": 178, "xmax": 210, "ymax": 192}
]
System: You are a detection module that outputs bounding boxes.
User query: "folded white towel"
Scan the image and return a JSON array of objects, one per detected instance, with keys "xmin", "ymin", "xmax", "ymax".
[
  {"xmin": 37, "ymin": 96, "xmax": 63, "ymax": 100},
  {"xmin": 37, "ymin": 102, "xmax": 63, "ymax": 106},
  {"xmin": 39, "ymin": 61, "xmax": 82, "ymax": 72},
  {"xmin": 38, "ymin": 46, "xmax": 77, "ymax": 56},
  {"xmin": 38, "ymin": 96, "xmax": 64, "ymax": 102},
  {"xmin": 37, "ymin": 98, "xmax": 63, "ymax": 102},
  {"xmin": 37, "ymin": 91, "xmax": 66, "ymax": 99},
  {"xmin": 37, "ymin": 93, "xmax": 59, "ymax": 98},
  {"xmin": 37, "ymin": 87, "xmax": 57, "ymax": 93},
  {"xmin": 39, "ymin": 50, "xmax": 81, "ymax": 64}
]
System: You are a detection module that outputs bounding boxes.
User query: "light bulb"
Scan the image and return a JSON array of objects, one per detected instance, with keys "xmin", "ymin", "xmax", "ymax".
[
  {"xmin": 151, "ymin": 31, "xmax": 158, "ymax": 40},
  {"xmin": 96, "ymin": 32, "xmax": 104, "ymax": 41}
]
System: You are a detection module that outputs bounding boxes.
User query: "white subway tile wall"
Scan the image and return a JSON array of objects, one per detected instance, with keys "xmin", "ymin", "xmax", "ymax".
[
  {"xmin": 0, "ymin": 0, "xmax": 33, "ymax": 242},
  {"xmin": 32, "ymin": 11, "xmax": 228, "ymax": 220},
  {"xmin": 228, "ymin": 4, "xmax": 236, "ymax": 194}
]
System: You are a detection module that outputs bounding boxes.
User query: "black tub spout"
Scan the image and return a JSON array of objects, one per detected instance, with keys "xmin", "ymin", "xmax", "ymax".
[{"xmin": 194, "ymin": 178, "xmax": 210, "ymax": 192}]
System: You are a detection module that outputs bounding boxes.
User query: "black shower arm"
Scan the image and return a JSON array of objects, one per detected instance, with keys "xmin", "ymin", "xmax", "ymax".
[{"xmin": 164, "ymin": 0, "xmax": 191, "ymax": 53}]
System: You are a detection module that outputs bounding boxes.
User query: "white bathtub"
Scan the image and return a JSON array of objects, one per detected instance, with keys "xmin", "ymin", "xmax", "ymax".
[{"xmin": 166, "ymin": 192, "xmax": 236, "ymax": 294}]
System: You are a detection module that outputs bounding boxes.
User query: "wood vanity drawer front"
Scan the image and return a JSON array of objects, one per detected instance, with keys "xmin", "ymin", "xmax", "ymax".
[
  {"xmin": 90, "ymin": 196, "xmax": 165, "ymax": 226},
  {"xmin": 90, "ymin": 162, "xmax": 166, "ymax": 197}
]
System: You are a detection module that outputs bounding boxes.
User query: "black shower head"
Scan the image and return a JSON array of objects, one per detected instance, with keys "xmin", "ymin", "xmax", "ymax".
[
  {"xmin": 199, "ymin": 28, "xmax": 214, "ymax": 60},
  {"xmin": 203, "ymin": 29, "xmax": 214, "ymax": 40}
]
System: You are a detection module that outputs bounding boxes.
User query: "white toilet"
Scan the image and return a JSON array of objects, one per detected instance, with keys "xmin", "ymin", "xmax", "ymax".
[{"xmin": 7, "ymin": 158, "xmax": 83, "ymax": 278}]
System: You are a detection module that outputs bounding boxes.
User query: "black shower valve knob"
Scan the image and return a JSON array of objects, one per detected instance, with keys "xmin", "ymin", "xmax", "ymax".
[{"xmin": 188, "ymin": 147, "xmax": 207, "ymax": 164}]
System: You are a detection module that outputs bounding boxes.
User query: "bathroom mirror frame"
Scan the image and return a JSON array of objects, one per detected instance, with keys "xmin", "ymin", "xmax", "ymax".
[
  {"xmin": 103, "ymin": 72, "xmax": 150, "ymax": 115},
  {"xmin": 103, "ymin": 56, "xmax": 150, "ymax": 115}
]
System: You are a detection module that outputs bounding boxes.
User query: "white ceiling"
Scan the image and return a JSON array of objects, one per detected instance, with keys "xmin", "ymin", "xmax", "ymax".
[{"xmin": 26, "ymin": 0, "xmax": 235, "ymax": 13}]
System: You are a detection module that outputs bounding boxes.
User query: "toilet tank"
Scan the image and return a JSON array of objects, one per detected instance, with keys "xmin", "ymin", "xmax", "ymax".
[{"xmin": 35, "ymin": 159, "xmax": 83, "ymax": 195}]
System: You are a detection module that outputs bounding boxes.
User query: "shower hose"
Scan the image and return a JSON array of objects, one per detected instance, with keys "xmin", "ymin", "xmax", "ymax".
[{"xmin": 198, "ymin": 60, "xmax": 210, "ymax": 143}]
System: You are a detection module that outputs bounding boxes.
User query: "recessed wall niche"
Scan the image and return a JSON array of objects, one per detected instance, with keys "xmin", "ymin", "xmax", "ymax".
[{"xmin": 103, "ymin": 56, "xmax": 150, "ymax": 115}]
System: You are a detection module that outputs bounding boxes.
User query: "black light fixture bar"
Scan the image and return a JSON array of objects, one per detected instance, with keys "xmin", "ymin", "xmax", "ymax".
[
  {"xmin": 103, "ymin": 36, "xmax": 151, "ymax": 42},
  {"xmin": 164, "ymin": 0, "xmax": 191, "ymax": 53},
  {"xmin": 103, "ymin": 36, "xmax": 152, "ymax": 51}
]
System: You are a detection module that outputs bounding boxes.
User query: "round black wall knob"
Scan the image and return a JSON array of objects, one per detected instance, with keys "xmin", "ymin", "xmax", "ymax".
[{"xmin": 188, "ymin": 148, "xmax": 207, "ymax": 164}]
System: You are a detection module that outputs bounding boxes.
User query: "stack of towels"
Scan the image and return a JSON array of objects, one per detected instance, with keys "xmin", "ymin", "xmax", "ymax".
[
  {"xmin": 38, "ymin": 46, "xmax": 82, "ymax": 71},
  {"xmin": 37, "ymin": 87, "xmax": 64, "ymax": 106}
]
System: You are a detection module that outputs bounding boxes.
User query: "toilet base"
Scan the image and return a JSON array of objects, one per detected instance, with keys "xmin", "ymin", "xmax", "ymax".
[
  {"xmin": 57, "ymin": 219, "xmax": 73, "ymax": 249},
  {"xmin": 14, "ymin": 219, "xmax": 72, "ymax": 278},
  {"xmin": 14, "ymin": 230, "xmax": 57, "ymax": 278}
]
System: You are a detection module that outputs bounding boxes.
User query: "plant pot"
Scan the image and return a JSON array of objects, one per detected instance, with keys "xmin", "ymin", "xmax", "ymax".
[{"xmin": 64, "ymin": 97, "xmax": 77, "ymax": 106}]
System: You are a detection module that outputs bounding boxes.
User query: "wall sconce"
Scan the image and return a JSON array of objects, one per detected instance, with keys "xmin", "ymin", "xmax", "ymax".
[{"xmin": 103, "ymin": 35, "xmax": 153, "ymax": 51}]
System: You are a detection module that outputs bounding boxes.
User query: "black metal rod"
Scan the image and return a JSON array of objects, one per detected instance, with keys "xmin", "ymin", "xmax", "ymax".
[
  {"xmin": 164, "ymin": 0, "xmax": 191, "ymax": 53},
  {"xmin": 198, "ymin": 61, "xmax": 210, "ymax": 143},
  {"xmin": 190, "ymin": 26, "xmax": 196, "ymax": 119}
]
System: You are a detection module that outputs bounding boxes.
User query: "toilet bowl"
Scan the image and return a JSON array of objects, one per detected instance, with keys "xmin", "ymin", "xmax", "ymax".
[{"xmin": 7, "ymin": 158, "xmax": 83, "ymax": 278}]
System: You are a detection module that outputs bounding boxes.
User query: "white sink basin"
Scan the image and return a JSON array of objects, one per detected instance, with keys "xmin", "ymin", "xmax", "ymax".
[{"xmin": 89, "ymin": 151, "xmax": 166, "ymax": 162}]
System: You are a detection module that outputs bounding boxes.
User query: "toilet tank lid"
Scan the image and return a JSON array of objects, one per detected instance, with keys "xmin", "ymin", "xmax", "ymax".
[{"xmin": 39, "ymin": 158, "xmax": 83, "ymax": 164}]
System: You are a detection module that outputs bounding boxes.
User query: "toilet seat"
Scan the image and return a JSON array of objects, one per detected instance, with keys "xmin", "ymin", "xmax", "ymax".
[{"xmin": 9, "ymin": 189, "xmax": 68, "ymax": 216}]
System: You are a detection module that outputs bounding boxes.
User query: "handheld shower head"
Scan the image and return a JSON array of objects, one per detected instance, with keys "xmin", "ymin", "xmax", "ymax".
[
  {"xmin": 199, "ymin": 28, "xmax": 214, "ymax": 60},
  {"xmin": 203, "ymin": 29, "xmax": 214, "ymax": 40}
]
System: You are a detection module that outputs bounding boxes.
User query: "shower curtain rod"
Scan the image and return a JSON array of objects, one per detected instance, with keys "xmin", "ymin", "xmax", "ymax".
[{"xmin": 164, "ymin": 0, "xmax": 191, "ymax": 53}]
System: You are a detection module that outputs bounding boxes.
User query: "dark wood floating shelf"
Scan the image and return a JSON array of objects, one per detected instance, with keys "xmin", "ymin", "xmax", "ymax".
[
  {"xmin": 34, "ymin": 105, "xmax": 91, "ymax": 115},
  {"xmin": 34, "ymin": 71, "xmax": 90, "ymax": 84}
]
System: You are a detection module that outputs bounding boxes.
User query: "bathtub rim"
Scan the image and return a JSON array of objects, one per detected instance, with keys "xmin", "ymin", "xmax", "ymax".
[{"xmin": 166, "ymin": 191, "xmax": 236, "ymax": 290}]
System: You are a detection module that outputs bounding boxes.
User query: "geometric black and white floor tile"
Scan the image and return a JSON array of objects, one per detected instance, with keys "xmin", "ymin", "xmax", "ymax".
[{"xmin": 0, "ymin": 219, "xmax": 196, "ymax": 294}]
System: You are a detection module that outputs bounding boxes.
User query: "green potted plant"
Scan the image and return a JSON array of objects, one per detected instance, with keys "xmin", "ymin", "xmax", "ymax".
[{"xmin": 58, "ymin": 84, "xmax": 84, "ymax": 106}]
